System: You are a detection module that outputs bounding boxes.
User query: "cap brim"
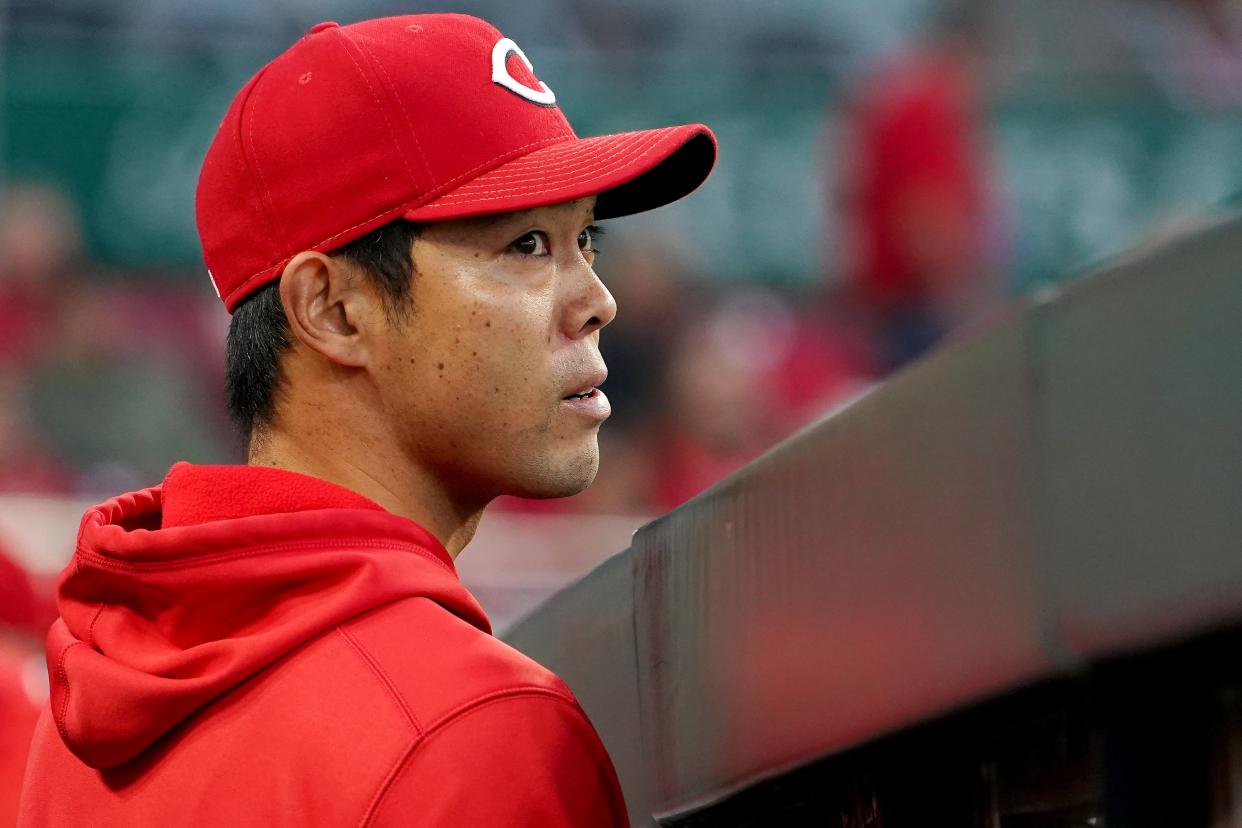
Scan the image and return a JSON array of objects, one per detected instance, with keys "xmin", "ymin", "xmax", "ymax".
[{"xmin": 403, "ymin": 123, "xmax": 716, "ymax": 223}]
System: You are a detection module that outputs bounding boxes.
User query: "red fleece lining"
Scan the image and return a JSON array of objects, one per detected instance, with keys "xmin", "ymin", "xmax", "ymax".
[{"xmin": 161, "ymin": 462, "xmax": 385, "ymax": 529}]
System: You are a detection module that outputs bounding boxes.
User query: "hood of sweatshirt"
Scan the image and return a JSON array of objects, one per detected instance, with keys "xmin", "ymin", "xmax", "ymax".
[{"xmin": 46, "ymin": 463, "xmax": 489, "ymax": 769}]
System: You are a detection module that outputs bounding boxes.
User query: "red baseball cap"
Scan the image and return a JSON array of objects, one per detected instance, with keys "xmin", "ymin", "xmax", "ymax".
[{"xmin": 197, "ymin": 13, "xmax": 717, "ymax": 312}]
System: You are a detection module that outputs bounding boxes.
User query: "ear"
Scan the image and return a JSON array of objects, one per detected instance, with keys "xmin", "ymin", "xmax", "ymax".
[{"xmin": 278, "ymin": 251, "xmax": 378, "ymax": 369}]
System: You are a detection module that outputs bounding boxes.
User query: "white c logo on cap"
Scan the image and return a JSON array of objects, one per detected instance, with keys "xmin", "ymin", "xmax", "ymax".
[{"xmin": 491, "ymin": 38, "xmax": 556, "ymax": 107}]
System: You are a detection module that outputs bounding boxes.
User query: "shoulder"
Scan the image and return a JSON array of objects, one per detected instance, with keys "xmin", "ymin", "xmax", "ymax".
[
  {"xmin": 364, "ymin": 689, "xmax": 627, "ymax": 827},
  {"xmin": 341, "ymin": 598, "xmax": 628, "ymax": 826},
  {"xmin": 339, "ymin": 595, "xmax": 574, "ymax": 727}
]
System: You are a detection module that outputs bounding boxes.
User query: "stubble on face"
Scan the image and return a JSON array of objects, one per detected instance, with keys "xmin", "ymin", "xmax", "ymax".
[{"xmin": 520, "ymin": 390, "xmax": 601, "ymax": 498}]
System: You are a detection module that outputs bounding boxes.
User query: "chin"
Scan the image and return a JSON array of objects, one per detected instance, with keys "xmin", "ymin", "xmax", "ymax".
[{"xmin": 516, "ymin": 448, "xmax": 600, "ymax": 499}]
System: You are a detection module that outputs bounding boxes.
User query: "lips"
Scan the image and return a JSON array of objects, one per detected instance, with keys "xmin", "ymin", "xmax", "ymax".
[
  {"xmin": 560, "ymin": 367, "xmax": 611, "ymax": 422},
  {"xmin": 561, "ymin": 369, "xmax": 608, "ymax": 401}
]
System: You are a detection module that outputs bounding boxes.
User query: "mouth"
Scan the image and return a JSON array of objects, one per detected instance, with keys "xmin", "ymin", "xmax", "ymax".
[
  {"xmin": 560, "ymin": 369, "xmax": 610, "ymax": 421},
  {"xmin": 561, "ymin": 368, "xmax": 608, "ymax": 402}
]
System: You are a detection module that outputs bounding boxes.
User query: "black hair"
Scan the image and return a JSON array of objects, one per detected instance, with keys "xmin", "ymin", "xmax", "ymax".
[{"xmin": 225, "ymin": 220, "xmax": 422, "ymax": 448}]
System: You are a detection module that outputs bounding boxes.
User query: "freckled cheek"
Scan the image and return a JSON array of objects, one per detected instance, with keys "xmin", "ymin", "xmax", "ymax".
[{"xmin": 464, "ymin": 311, "xmax": 551, "ymax": 414}]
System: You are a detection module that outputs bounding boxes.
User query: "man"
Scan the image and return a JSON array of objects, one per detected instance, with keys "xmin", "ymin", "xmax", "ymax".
[
  {"xmin": 833, "ymin": 0, "xmax": 1001, "ymax": 371},
  {"xmin": 19, "ymin": 13, "xmax": 715, "ymax": 825}
]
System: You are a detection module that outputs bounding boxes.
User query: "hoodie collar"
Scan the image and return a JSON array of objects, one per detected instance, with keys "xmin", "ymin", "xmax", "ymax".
[{"xmin": 161, "ymin": 462, "xmax": 385, "ymax": 529}]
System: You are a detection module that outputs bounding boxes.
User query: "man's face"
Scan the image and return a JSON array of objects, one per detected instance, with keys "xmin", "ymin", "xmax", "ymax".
[{"xmin": 369, "ymin": 197, "xmax": 615, "ymax": 504}]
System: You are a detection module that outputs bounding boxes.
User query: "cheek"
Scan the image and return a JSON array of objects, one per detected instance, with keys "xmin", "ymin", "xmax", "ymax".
[{"xmin": 428, "ymin": 296, "xmax": 552, "ymax": 424}]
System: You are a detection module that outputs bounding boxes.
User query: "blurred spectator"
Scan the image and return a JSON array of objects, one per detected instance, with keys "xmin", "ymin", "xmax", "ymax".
[
  {"xmin": 25, "ymin": 281, "xmax": 229, "ymax": 493},
  {"xmin": 0, "ymin": 542, "xmax": 55, "ymax": 825},
  {"xmin": 0, "ymin": 183, "xmax": 83, "ymax": 373},
  {"xmin": 598, "ymin": 233, "xmax": 698, "ymax": 434},
  {"xmin": 649, "ymin": 290, "xmax": 772, "ymax": 509},
  {"xmin": 0, "ymin": 185, "xmax": 83, "ymax": 493},
  {"xmin": 0, "ymin": 372, "xmax": 75, "ymax": 494},
  {"xmin": 0, "ymin": 181, "xmax": 232, "ymax": 494},
  {"xmin": 648, "ymin": 286, "xmax": 871, "ymax": 510},
  {"xmin": 1121, "ymin": 0, "xmax": 1242, "ymax": 108},
  {"xmin": 765, "ymin": 290, "xmax": 876, "ymax": 435},
  {"xmin": 834, "ymin": 0, "xmax": 1005, "ymax": 372}
]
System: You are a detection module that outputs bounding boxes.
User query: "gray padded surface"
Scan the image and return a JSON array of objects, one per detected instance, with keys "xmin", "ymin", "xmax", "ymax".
[{"xmin": 505, "ymin": 214, "xmax": 1242, "ymax": 824}]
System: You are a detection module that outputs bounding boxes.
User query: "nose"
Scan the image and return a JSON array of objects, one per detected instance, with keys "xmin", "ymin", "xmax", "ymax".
[{"xmin": 564, "ymin": 260, "xmax": 617, "ymax": 340}]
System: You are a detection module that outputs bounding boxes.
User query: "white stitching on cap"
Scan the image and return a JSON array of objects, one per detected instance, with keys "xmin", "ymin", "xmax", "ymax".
[
  {"xmin": 462, "ymin": 127, "xmax": 662, "ymax": 166},
  {"xmin": 449, "ymin": 132, "xmax": 651, "ymax": 179},
  {"xmin": 441, "ymin": 131, "xmax": 662, "ymax": 186},
  {"xmin": 417, "ymin": 142, "xmax": 677, "ymax": 209},
  {"xmin": 427, "ymin": 129, "xmax": 672, "ymax": 204},
  {"xmin": 432, "ymin": 132, "xmax": 662, "ymax": 198},
  {"xmin": 418, "ymin": 133, "xmax": 573, "ymax": 197}
]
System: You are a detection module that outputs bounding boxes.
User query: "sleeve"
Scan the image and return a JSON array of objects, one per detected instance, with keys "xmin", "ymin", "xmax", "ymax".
[{"xmin": 366, "ymin": 690, "xmax": 630, "ymax": 827}]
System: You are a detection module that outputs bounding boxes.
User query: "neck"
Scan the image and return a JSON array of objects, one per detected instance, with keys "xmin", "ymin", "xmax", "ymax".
[{"xmin": 248, "ymin": 427, "xmax": 486, "ymax": 559}]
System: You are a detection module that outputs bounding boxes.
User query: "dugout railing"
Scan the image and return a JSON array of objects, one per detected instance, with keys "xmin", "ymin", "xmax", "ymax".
[{"xmin": 504, "ymin": 214, "xmax": 1242, "ymax": 826}]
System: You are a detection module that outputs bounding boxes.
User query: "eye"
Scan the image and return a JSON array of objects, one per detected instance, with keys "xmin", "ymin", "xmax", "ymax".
[
  {"xmin": 579, "ymin": 224, "xmax": 605, "ymax": 256},
  {"xmin": 509, "ymin": 231, "xmax": 549, "ymax": 256}
]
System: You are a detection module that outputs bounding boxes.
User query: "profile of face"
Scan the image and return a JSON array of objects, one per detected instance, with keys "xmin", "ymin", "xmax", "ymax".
[{"xmin": 367, "ymin": 196, "xmax": 615, "ymax": 504}]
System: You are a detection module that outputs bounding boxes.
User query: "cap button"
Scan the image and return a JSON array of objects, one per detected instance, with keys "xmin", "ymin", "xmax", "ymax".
[{"xmin": 310, "ymin": 21, "xmax": 340, "ymax": 34}]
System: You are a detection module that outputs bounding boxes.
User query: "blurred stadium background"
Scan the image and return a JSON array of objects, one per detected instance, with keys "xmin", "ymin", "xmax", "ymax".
[{"xmin": 2, "ymin": 0, "xmax": 1242, "ymax": 821}]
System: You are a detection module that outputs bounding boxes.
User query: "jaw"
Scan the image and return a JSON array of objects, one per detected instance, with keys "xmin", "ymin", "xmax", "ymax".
[{"xmin": 503, "ymin": 427, "xmax": 602, "ymax": 499}]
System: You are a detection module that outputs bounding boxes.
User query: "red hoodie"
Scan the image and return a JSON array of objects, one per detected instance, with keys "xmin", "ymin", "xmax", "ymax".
[{"xmin": 19, "ymin": 463, "xmax": 628, "ymax": 826}]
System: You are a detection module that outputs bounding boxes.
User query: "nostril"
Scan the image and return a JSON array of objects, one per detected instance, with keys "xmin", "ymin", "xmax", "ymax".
[{"xmin": 577, "ymin": 316, "xmax": 606, "ymax": 339}]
